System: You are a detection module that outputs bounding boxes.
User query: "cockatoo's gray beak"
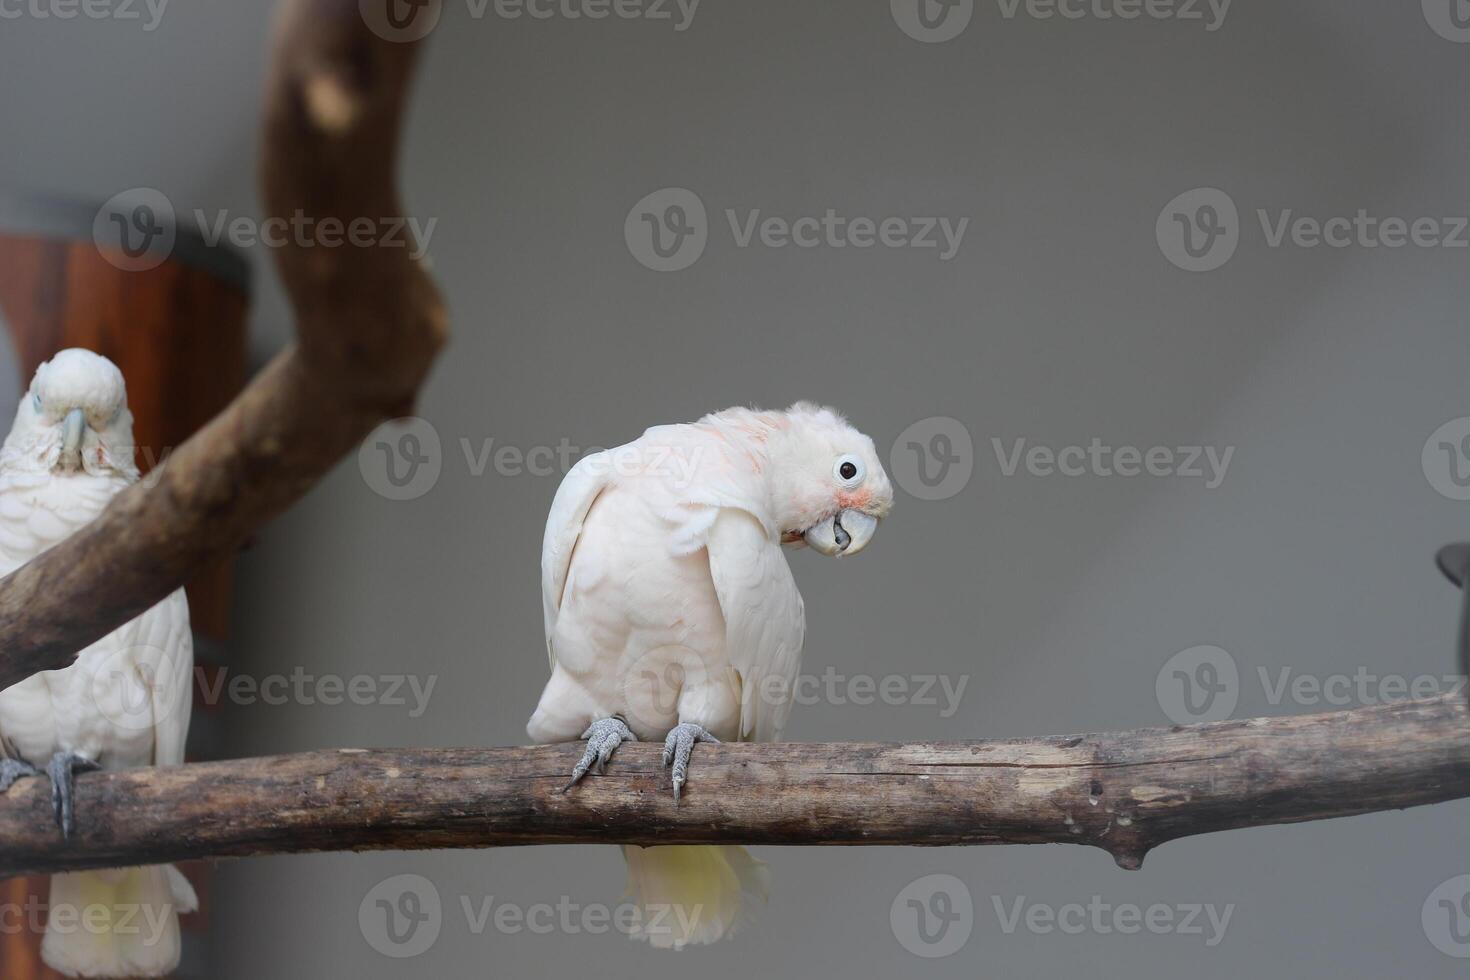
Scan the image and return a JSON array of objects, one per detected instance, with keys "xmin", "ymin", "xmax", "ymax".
[
  {"xmin": 59, "ymin": 407, "xmax": 86, "ymax": 471},
  {"xmin": 803, "ymin": 509, "xmax": 879, "ymax": 557}
]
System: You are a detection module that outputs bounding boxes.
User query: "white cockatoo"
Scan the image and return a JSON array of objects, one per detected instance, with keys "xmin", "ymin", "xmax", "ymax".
[
  {"xmin": 0, "ymin": 349, "xmax": 197, "ymax": 978},
  {"xmin": 528, "ymin": 403, "xmax": 893, "ymax": 948}
]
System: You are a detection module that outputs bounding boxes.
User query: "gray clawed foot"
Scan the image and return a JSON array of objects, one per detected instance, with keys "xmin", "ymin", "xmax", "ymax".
[
  {"xmin": 562, "ymin": 717, "xmax": 635, "ymax": 792},
  {"xmin": 0, "ymin": 758, "xmax": 37, "ymax": 793},
  {"xmin": 662, "ymin": 723, "xmax": 719, "ymax": 802},
  {"xmin": 47, "ymin": 751, "xmax": 99, "ymax": 839}
]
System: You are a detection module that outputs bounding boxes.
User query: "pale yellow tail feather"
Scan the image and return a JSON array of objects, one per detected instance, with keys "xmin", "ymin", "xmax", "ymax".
[
  {"xmin": 622, "ymin": 844, "xmax": 770, "ymax": 949},
  {"xmin": 41, "ymin": 864, "xmax": 196, "ymax": 978}
]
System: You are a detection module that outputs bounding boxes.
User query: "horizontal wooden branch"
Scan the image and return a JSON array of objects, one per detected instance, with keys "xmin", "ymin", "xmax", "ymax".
[
  {"xmin": 3, "ymin": 694, "xmax": 1468, "ymax": 876},
  {"xmin": 0, "ymin": 0, "xmax": 444, "ymax": 691}
]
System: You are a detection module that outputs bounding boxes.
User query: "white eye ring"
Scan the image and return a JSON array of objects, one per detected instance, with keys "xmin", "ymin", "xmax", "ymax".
[{"xmin": 833, "ymin": 454, "xmax": 864, "ymax": 486}]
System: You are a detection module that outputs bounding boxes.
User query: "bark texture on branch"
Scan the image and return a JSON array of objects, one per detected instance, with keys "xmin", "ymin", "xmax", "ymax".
[
  {"xmin": 0, "ymin": 0, "xmax": 445, "ymax": 691},
  {"xmin": 3, "ymin": 694, "xmax": 1467, "ymax": 877}
]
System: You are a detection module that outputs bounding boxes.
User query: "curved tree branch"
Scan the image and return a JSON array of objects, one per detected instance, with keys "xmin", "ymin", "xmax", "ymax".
[
  {"xmin": 0, "ymin": 0, "xmax": 445, "ymax": 691},
  {"xmin": 2, "ymin": 694, "xmax": 1467, "ymax": 877}
]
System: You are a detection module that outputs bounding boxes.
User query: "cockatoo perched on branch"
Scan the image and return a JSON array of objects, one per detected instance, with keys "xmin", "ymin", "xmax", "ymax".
[
  {"xmin": 529, "ymin": 403, "xmax": 893, "ymax": 948},
  {"xmin": 0, "ymin": 349, "xmax": 197, "ymax": 978}
]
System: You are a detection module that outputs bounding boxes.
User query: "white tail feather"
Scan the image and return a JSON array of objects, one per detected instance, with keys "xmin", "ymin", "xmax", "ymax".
[
  {"xmin": 622, "ymin": 845, "xmax": 769, "ymax": 949},
  {"xmin": 41, "ymin": 865, "xmax": 196, "ymax": 978}
]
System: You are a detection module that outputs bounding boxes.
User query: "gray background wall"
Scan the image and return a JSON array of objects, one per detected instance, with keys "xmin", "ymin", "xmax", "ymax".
[{"xmin": 3, "ymin": 0, "xmax": 1470, "ymax": 976}]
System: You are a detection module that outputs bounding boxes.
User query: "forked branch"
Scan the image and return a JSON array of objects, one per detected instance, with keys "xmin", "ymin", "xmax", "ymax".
[{"xmin": 0, "ymin": 0, "xmax": 445, "ymax": 691}]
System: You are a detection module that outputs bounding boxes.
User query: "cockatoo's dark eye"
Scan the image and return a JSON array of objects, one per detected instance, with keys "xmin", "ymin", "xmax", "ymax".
[
  {"xmin": 31, "ymin": 394, "xmax": 41, "ymax": 413},
  {"xmin": 840, "ymin": 462, "xmax": 857, "ymax": 479},
  {"xmin": 834, "ymin": 454, "xmax": 864, "ymax": 486}
]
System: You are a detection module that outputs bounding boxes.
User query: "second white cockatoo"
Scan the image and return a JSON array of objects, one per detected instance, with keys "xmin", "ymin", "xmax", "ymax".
[
  {"xmin": 528, "ymin": 402, "xmax": 893, "ymax": 948},
  {"xmin": 0, "ymin": 349, "xmax": 198, "ymax": 978}
]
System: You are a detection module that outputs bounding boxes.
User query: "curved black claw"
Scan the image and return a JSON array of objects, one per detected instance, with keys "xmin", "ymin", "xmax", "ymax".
[
  {"xmin": 562, "ymin": 717, "xmax": 635, "ymax": 792},
  {"xmin": 0, "ymin": 758, "xmax": 37, "ymax": 793},
  {"xmin": 662, "ymin": 723, "xmax": 720, "ymax": 803},
  {"xmin": 47, "ymin": 752, "xmax": 99, "ymax": 839}
]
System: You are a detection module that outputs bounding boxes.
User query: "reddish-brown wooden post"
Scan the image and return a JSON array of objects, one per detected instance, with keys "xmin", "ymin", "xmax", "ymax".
[{"xmin": 0, "ymin": 191, "xmax": 249, "ymax": 979}]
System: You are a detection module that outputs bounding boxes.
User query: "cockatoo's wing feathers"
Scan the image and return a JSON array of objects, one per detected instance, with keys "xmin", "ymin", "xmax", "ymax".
[
  {"xmin": 541, "ymin": 450, "xmax": 612, "ymax": 670},
  {"xmin": 131, "ymin": 589, "xmax": 194, "ymax": 768},
  {"xmin": 705, "ymin": 508, "xmax": 805, "ymax": 743}
]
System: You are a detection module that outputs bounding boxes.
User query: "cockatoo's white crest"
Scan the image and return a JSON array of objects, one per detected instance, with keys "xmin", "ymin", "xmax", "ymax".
[
  {"xmin": 704, "ymin": 402, "xmax": 894, "ymax": 557},
  {"xmin": 3, "ymin": 348, "xmax": 138, "ymax": 479}
]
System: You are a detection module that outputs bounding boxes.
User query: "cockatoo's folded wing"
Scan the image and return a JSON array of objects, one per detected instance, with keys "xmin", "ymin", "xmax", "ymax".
[
  {"xmin": 541, "ymin": 450, "xmax": 613, "ymax": 670},
  {"xmin": 705, "ymin": 508, "xmax": 805, "ymax": 743},
  {"xmin": 136, "ymin": 589, "xmax": 194, "ymax": 768}
]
